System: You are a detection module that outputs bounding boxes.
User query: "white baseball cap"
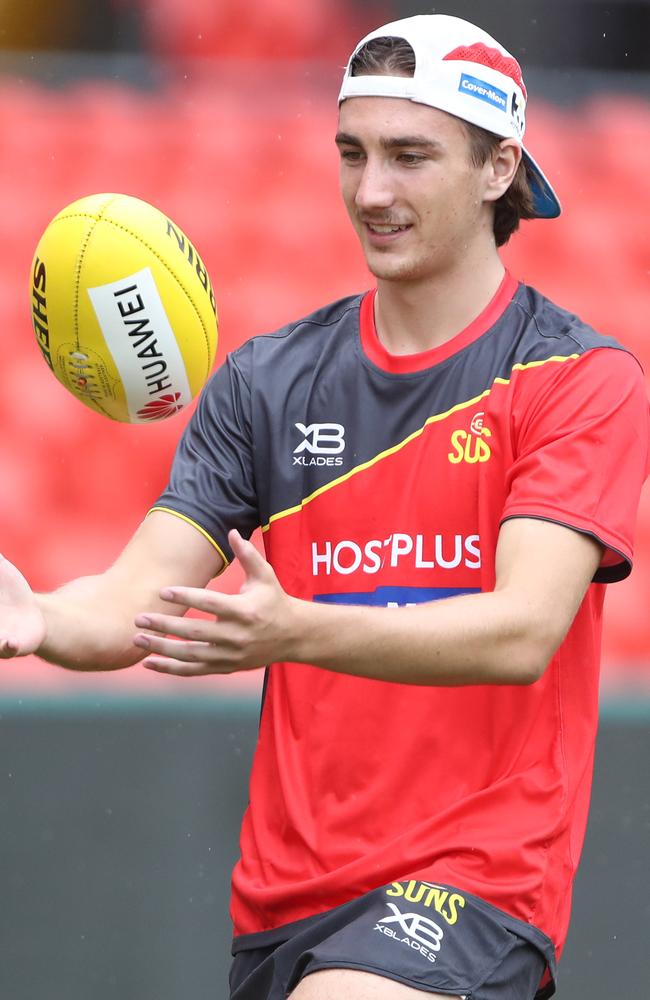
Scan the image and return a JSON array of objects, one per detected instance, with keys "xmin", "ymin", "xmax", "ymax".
[{"xmin": 338, "ymin": 14, "xmax": 561, "ymax": 219}]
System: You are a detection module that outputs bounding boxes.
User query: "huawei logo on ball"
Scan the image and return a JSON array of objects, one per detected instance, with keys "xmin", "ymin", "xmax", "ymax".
[{"xmin": 137, "ymin": 393, "xmax": 184, "ymax": 421}]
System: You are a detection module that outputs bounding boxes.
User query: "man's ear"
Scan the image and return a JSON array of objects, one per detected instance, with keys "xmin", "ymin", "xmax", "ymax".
[{"xmin": 483, "ymin": 139, "xmax": 522, "ymax": 203}]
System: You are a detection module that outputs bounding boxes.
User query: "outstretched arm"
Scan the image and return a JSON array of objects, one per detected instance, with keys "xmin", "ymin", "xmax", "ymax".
[
  {"xmin": 0, "ymin": 511, "xmax": 224, "ymax": 670},
  {"xmin": 135, "ymin": 516, "xmax": 602, "ymax": 685}
]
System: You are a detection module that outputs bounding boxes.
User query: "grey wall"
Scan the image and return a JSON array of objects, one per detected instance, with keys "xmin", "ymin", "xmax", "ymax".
[{"xmin": 0, "ymin": 697, "xmax": 647, "ymax": 999}]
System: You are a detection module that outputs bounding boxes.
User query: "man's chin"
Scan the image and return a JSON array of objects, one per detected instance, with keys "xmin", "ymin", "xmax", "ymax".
[{"xmin": 365, "ymin": 257, "xmax": 422, "ymax": 283}]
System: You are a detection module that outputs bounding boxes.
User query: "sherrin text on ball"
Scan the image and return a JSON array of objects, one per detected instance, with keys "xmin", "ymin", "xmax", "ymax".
[{"xmin": 30, "ymin": 193, "xmax": 218, "ymax": 423}]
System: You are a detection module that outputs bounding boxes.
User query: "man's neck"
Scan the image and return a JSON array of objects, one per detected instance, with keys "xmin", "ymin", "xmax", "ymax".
[{"xmin": 374, "ymin": 252, "xmax": 507, "ymax": 356}]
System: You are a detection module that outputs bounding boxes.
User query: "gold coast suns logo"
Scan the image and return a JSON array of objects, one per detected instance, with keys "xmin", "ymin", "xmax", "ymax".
[
  {"xmin": 385, "ymin": 881, "xmax": 466, "ymax": 925},
  {"xmin": 448, "ymin": 411, "xmax": 492, "ymax": 465}
]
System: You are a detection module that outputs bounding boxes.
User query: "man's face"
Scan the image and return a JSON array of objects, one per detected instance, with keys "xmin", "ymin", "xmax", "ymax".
[{"xmin": 336, "ymin": 97, "xmax": 495, "ymax": 283}]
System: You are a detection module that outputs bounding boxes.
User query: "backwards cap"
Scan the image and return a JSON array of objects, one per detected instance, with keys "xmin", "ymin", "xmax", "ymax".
[{"xmin": 339, "ymin": 14, "xmax": 560, "ymax": 219}]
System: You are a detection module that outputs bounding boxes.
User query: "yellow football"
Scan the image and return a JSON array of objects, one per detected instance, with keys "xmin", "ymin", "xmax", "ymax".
[{"xmin": 29, "ymin": 193, "xmax": 218, "ymax": 422}]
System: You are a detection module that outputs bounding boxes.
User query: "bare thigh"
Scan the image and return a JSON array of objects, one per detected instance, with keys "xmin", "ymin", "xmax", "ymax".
[{"xmin": 289, "ymin": 968, "xmax": 461, "ymax": 1000}]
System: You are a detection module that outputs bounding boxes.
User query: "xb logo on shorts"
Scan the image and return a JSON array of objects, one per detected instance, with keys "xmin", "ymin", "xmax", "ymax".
[
  {"xmin": 374, "ymin": 901, "xmax": 444, "ymax": 964},
  {"xmin": 293, "ymin": 423, "xmax": 345, "ymax": 467}
]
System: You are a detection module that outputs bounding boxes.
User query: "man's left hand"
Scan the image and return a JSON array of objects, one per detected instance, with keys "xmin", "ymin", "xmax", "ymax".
[{"xmin": 134, "ymin": 529, "xmax": 296, "ymax": 676}]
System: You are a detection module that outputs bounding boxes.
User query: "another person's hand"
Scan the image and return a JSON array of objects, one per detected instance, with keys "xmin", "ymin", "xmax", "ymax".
[
  {"xmin": 0, "ymin": 556, "xmax": 47, "ymax": 658},
  {"xmin": 133, "ymin": 530, "xmax": 298, "ymax": 676}
]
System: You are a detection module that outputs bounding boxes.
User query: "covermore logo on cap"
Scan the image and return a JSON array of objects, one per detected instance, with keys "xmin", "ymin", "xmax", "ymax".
[
  {"xmin": 444, "ymin": 42, "xmax": 526, "ymax": 137},
  {"xmin": 338, "ymin": 13, "xmax": 561, "ymax": 219},
  {"xmin": 459, "ymin": 74, "xmax": 508, "ymax": 113}
]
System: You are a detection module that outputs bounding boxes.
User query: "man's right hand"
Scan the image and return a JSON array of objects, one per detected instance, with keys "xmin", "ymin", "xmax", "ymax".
[{"xmin": 0, "ymin": 555, "xmax": 46, "ymax": 658}]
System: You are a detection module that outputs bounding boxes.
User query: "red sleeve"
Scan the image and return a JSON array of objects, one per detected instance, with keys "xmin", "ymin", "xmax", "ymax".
[{"xmin": 502, "ymin": 348, "xmax": 650, "ymax": 582}]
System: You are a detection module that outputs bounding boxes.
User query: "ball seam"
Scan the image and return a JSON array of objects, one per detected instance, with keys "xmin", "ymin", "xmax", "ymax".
[
  {"xmin": 71, "ymin": 196, "xmax": 122, "ymax": 418},
  {"xmin": 51, "ymin": 210, "xmax": 213, "ymax": 381}
]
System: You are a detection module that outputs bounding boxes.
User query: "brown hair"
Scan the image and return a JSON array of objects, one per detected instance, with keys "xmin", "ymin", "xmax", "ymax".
[{"xmin": 349, "ymin": 36, "xmax": 536, "ymax": 246}]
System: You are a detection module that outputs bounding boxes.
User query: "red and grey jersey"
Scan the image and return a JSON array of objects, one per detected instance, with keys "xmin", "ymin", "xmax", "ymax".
[{"xmin": 153, "ymin": 272, "xmax": 649, "ymax": 958}]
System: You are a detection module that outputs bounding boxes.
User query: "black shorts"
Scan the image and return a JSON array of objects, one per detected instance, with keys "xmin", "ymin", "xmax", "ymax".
[{"xmin": 229, "ymin": 881, "xmax": 556, "ymax": 1000}]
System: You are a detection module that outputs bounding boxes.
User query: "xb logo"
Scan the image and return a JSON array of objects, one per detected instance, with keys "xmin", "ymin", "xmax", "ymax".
[
  {"xmin": 294, "ymin": 423, "xmax": 345, "ymax": 455},
  {"xmin": 378, "ymin": 902, "xmax": 444, "ymax": 951}
]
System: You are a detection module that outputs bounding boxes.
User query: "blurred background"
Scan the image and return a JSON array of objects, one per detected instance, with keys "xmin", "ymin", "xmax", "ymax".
[{"xmin": 0, "ymin": 0, "xmax": 648, "ymax": 997}]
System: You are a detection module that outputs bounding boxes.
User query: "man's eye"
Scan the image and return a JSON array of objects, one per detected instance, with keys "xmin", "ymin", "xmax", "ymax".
[
  {"xmin": 398, "ymin": 153, "xmax": 425, "ymax": 165},
  {"xmin": 340, "ymin": 149, "xmax": 363, "ymax": 162}
]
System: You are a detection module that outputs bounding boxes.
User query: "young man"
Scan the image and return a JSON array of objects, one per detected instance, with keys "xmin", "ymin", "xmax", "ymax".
[{"xmin": 1, "ymin": 13, "xmax": 648, "ymax": 1000}]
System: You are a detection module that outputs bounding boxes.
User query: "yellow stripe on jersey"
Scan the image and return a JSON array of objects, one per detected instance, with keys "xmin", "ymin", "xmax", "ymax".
[
  {"xmin": 261, "ymin": 354, "xmax": 580, "ymax": 533},
  {"xmin": 147, "ymin": 506, "xmax": 230, "ymax": 572}
]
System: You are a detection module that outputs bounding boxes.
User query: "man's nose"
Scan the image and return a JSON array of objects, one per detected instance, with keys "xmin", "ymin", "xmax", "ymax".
[{"xmin": 355, "ymin": 160, "xmax": 395, "ymax": 213}]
